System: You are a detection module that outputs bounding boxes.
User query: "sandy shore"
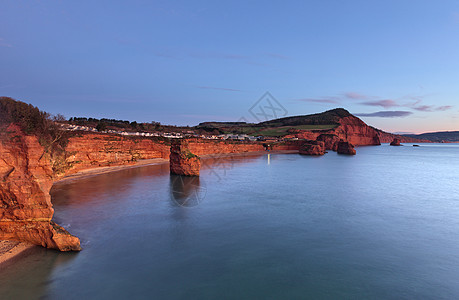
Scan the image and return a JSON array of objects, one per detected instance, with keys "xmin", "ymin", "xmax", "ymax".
[
  {"xmin": 55, "ymin": 158, "xmax": 169, "ymax": 183},
  {"xmin": 0, "ymin": 240, "xmax": 36, "ymax": 267}
]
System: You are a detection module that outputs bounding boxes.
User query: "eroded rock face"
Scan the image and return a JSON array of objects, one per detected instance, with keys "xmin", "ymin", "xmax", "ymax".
[
  {"xmin": 337, "ymin": 140, "xmax": 356, "ymax": 155},
  {"xmin": 0, "ymin": 125, "xmax": 81, "ymax": 251},
  {"xmin": 299, "ymin": 140, "xmax": 325, "ymax": 156},
  {"xmin": 317, "ymin": 134, "xmax": 340, "ymax": 151},
  {"xmin": 283, "ymin": 114, "xmax": 382, "ymax": 147},
  {"xmin": 170, "ymin": 139, "xmax": 201, "ymax": 176},
  {"xmin": 390, "ymin": 138, "xmax": 401, "ymax": 146},
  {"xmin": 64, "ymin": 133, "xmax": 170, "ymax": 176},
  {"xmin": 333, "ymin": 116, "xmax": 381, "ymax": 146},
  {"xmin": 186, "ymin": 139, "xmax": 264, "ymax": 155}
]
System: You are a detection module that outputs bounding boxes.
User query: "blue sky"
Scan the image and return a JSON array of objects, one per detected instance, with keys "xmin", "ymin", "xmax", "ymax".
[{"xmin": 1, "ymin": 0, "xmax": 458, "ymax": 133}]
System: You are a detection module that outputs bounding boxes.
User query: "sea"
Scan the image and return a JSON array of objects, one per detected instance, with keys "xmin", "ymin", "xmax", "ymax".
[{"xmin": 0, "ymin": 143, "xmax": 458, "ymax": 299}]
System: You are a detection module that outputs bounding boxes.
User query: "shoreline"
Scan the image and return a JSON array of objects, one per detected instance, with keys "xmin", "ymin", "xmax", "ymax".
[
  {"xmin": 55, "ymin": 150, "xmax": 298, "ymax": 183},
  {"xmin": 0, "ymin": 241, "xmax": 36, "ymax": 267},
  {"xmin": 54, "ymin": 158, "xmax": 169, "ymax": 183},
  {"xmin": 0, "ymin": 150, "xmax": 296, "ymax": 265}
]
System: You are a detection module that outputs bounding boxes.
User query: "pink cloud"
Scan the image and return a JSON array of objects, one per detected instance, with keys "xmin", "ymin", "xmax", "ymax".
[
  {"xmin": 0, "ymin": 38, "xmax": 12, "ymax": 48},
  {"xmin": 356, "ymin": 111, "xmax": 413, "ymax": 118},
  {"xmin": 437, "ymin": 105, "xmax": 453, "ymax": 111},
  {"xmin": 360, "ymin": 99, "xmax": 399, "ymax": 108},
  {"xmin": 296, "ymin": 98, "xmax": 340, "ymax": 104},
  {"xmin": 412, "ymin": 105, "xmax": 453, "ymax": 112},
  {"xmin": 343, "ymin": 92, "xmax": 371, "ymax": 100}
]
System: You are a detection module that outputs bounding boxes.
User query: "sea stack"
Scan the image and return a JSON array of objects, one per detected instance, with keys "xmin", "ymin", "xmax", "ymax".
[
  {"xmin": 170, "ymin": 139, "xmax": 201, "ymax": 176},
  {"xmin": 337, "ymin": 140, "xmax": 356, "ymax": 155},
  {"xmin": 390, "ymin": 138, "xmax": 402, "ymax": 146}
]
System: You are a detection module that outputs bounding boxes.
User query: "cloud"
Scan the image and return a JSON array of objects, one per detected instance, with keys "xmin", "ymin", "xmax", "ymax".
[
  {"xmin": 437, "ymin": 105, "xmax": 453, "ymax": 111},
  {"xmin": 223, "ymin": 54, "xmax": 249, "ymax": 60},
  {"xmin": 295, "ymin": 98, "xmax": 340, "ymax": 104},
  {"xmin": 412, "ymin": 105, "xmax": 453, "ymax": 112},
  {"xmin": 356, "ymin": 111, "xmax": 413, "ymax": 118},
  {"xmin": 189, "ymin": 52, "xmax": 248, "ymax": 60},
  {"xmin": 343, "ymin": 92, "xmax": 372, "ymax": 100},
  {"xmin": 453, "ymin": 12, "xmax": 459, "ymax": 23},
  {"xmin": 265, "ymin": 53, "xmax": 289, "ymax": 59},
  {"xmin": 0, "ymin": 38, "xmax": 12, "ymax": 48},
  {"xmin": 360, "ymin": 99, "xmax": 399, "ymax": 108},
  {"xmin": 197, "ymin": 86, "xmax": 242, "ymax": 92}
]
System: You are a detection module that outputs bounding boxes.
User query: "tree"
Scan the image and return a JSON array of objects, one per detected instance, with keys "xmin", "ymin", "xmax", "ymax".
[{"xmin": 96, "ymin": 122, "xmax": 107, "ymax": 132}]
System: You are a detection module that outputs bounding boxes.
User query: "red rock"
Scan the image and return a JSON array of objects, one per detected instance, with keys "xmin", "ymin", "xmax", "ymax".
[
  {"xmin": 316, "ymin": 134, "xmax": 340, "ymax": 151},
  {"xmin": 390, "ymin": 138, "xmax": 401, "ymax": 146},
  {"xmin": 169, "ymin": 139, "xmax": 201, "ymax": 176},
  {"xmin": 0, "ymin": 124, "xmax": 81, "ymax": 251},
  {"xmin": 299, "ymin": 140, "xmax": 325, "ymax": 156},
  {"xmin": 337, "ymin": 140, "xmax": 356, "ymax": 155},
  {"xmin": 63, "ymin": 133, "xmax": 170, "ymax": 176}
]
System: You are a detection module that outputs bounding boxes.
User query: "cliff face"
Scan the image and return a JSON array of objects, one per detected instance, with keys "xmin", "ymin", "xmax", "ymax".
[
  {"xmin": 283, "ymin": 113, "xmax": 381, "ymax": 146},
  {"xmin": 333, "ymin": 116, "xmax": 381, "ymax": 146},
  {"xmin": 169, "ymin": 140, "xmax": 201, "ymax": 176},
  {"xmin": 283, "ymin": 111, "xmax": 428, "ymax": 146},
  {"xmin": 63, "ymin": 133, "xmax": 170, "ymax": 176},
  {"xmin": 186, "ymin": 139, "xmax": 264, "ymax": 156},
  {"xmin": 0, "ymin": 125, "xmax": 81, "ymax": 251},
  {"xmin": 299, "ymin": 140, "xmax": 325, "ymax": 156}
]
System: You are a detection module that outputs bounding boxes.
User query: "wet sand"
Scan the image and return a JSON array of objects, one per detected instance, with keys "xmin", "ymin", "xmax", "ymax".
[
  {"xmin": 55, "ymin": 158, "xmax": 169, "ymax": 183},
  {"xmin": 0, "ymin": 241, "xmax": 36, "ymax": 267}
]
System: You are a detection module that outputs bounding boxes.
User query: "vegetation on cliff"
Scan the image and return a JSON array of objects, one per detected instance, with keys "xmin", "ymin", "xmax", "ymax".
[
  {"xmin": 403, "ymin": 131, "xmax": 459, "ymax": 142},
  {"xmin": 0, "ymin": 97, "xmax": 70, "ymax": 174}
]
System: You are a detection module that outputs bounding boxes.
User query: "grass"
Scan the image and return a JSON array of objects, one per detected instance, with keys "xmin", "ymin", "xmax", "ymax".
[{"xmin": 224, "ymin": 124, "xmax": 337, "ymax": 137}]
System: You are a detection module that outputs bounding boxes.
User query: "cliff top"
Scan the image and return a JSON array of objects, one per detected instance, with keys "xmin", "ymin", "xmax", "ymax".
[{"xmin": 259, "ymin": 108, "xmax": 352, "ymax": 127}]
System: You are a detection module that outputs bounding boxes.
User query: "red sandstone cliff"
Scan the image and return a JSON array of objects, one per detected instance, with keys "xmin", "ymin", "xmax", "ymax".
[
  {"xmin": 284, "ymin": 115, "xmax": 381, "ymax": 146},
  {"xmin": 0, "ymin": 125, "xmax": 81, "ymax": 251},
  {"xmin": 62, "ymin": 133, "xmax": 170, "ymax": 176},
  {"xmin": 283, "ymin": 111, "xmax": 429, "ymax": 147},
  {"xmin": 299, "ymin": 140, "xmax": 325, "ymax": 156}
]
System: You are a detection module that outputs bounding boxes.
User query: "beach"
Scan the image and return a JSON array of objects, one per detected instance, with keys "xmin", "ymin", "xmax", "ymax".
[{"xmin": 0, "ymin": 241, "xmax": 36, "ymax": 267}]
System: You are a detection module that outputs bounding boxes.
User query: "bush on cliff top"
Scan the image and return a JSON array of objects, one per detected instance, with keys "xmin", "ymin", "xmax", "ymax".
[{"xmin": 0, "ymin": 97, "xmax": 70, "ymax": 174}]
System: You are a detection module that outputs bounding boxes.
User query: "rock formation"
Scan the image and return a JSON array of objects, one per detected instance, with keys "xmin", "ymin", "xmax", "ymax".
[
  {"xmin": 337, "ymin": 140, "xmax": 356, "ymax": 155},
  {"xmin": 316, "ymin": 134, "xmax": 340, "ymax": 151},
  {"xmin": 390, "ymin": 138, "xmax": 401, "ymax": 146},
  {"xmin": 169, "ymin": 139, "xmax": 201, "ymax": 176},
  {"xmin": 0, "ymin": 125, "xmax": 81, "ymax": 251},
  {"xmin": 186, "ymin": 139, "xmax": 265, "ymax": 155},
  {"xmin": 63, "ymin": 133, "xmax": 170, "ymax": 176},
  {"xmin": 299, "ymin": 140, "xmax": 325, "ymax": 156}
]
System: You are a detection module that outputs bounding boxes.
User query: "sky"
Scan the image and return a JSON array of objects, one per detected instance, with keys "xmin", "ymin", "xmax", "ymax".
[{"xmin": 1, "ymin": 0, "xmax": 458, "ymax": 134}]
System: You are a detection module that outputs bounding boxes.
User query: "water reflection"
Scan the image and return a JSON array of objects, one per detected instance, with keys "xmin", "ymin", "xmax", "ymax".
[
  {"xmin": 0, "ymin": 247, "xmax": 78, "ymax": 299},
  {"xmin": 51, "ymin": 163, "xmax": 170, "ymax": 208},
  {"xmin": 169, "ymin": 175, "xmax": 206, "ymax": 207}
]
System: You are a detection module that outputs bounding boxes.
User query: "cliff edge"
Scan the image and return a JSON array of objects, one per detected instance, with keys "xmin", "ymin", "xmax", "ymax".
[{"xmin": 0, "ymin": 124, "xmax": 81, "ymax": 251}]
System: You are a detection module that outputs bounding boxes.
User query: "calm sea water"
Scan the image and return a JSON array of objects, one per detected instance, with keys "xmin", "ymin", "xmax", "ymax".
[{"xmin": 1, "ymin": 144, "xmax": 459, "ymax": 299}]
